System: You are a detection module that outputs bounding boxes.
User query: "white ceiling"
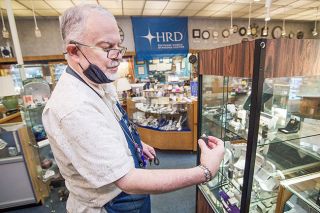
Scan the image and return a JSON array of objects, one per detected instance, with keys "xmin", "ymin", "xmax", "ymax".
[{"xmin": 0, "ymin": 0, "xmax": 319, "ymax": 21}]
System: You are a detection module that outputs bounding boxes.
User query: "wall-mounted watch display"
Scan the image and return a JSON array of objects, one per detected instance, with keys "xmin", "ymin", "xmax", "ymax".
[
  {"xmin": 251, "ymin": 26, "xmax": 258, "ymax": 37},
  {"xmin": 239, "ymin": 27, "xmax": 247, "ymax": 36},
  {"xmin": 212, "ymin": 30, "xmax": 219, "ymax": 39},
  {"xmin": 289, "ymin": 32, "xmax": 295, "ymax": 39},
  {"xmin": 192, "ymin": 29, "xmax": 201, "ymax": 38},
  {"xmin": 118, "ymin": 25, "xmax": 124, "ymax": 44},
  {"xmin": 272, "ymin": 26, "xmax": 282, "ymax": 39},
  {"xmin": 222, "ymin": 29, "xmax": 230, "ymax": 38},
  {"xmin": 297, "ymin": 31, "xmax": 304, "ymax": 39},
  {"xmin": 202, "ymin": 30, "xmax": 210, "ymax": 39},
  {"xmin": 233, "ymin": 25, "xmax": 239, "ymax": 33},
  {"xmin": 261, "ymin": 26, "xmax": 269, "ymax": 37}
]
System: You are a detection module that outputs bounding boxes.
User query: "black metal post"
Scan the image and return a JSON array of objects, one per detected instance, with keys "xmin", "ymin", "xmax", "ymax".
[
  {"xmin": 240, "ymin": 39, "xmax": 267, "ymax": 213},
  {"xmin": 195, "ymin": 58, "xmax": 203, "ymax": 213}
]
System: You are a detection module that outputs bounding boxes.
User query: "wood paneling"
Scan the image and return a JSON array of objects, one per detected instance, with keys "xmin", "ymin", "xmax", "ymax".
[
  {"xmin": 199, "ymin": 39, "xmax": 320, "ymax": 78},
  {"xmin": 265, "ymin": 39, "xmax": 320, "ymax": 78},
  {"xmin": 197, "ymin": 190, "xmax": 215, "ymax": 213},
  {"xmin": 199, "ymin": 40, "xmax": 255, "ymax": 77}
]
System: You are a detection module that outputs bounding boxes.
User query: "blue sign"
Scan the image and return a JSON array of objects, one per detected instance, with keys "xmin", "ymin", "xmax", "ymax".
[{"xmin": 131, "ymin": 17, "xmax": 189, "ymax": 60}]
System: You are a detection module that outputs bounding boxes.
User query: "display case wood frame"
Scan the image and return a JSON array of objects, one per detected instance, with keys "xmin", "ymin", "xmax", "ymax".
[{"xmin": 18, "ymin": 126, "xmax": 50, "ymax": 204}]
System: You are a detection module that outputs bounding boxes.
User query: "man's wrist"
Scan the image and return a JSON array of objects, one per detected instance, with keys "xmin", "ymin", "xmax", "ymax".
[{"xmin": 198, "ymin": 164, "xmax": 212, "ymax": 184}]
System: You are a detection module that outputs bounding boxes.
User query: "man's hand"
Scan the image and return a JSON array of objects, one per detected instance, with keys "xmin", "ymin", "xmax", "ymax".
[
  {"xmin": 198, "ymin": 136, "xmax": 224, "ymax": 175},
  {"xmin": 141, "ymin": 142, "xmax": 156, "ymax": 160}
]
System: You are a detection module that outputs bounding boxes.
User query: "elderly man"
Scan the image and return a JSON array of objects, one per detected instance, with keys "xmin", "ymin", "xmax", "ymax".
[{"xmin": 42, "ymin": 4, "xmax": 224, "ymax": 213}]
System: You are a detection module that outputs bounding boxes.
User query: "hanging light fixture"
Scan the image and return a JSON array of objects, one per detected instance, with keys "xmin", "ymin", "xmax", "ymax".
[
  {"xmin": 0, "ymin": 9, "xmax": 10, "ymax": 39},
  {"xmin": 312, "ymin": 7, "xmax": 318, "ymax": 37},
  {"xmin": 247, "ymin": 1, "xmax": 252, "ymax": 35},
  {"xmin": 31, "ymin": 0, "xmax": 41, "ymax": 38},
  {"xmin": 229, "ymin": 3, "xmax": 234, "ymax": 35},
  {"xmin": 265, "ymin": 0, "xmax": 272, "ymax": 21},
  {"xmin": 281, "ymin": 7, "xmax": 286, "ymax": 37}
]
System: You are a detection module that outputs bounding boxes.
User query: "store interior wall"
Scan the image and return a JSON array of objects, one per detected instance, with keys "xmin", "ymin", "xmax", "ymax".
[
  {"xmin": 188, "ymin": 18, "xmax": 317, "ymax": 50},
  {"xmin": 0, "ymin": 17, "xmax": 63, "ymax": 57},
  {"xmin": 0, "ymin": 16, "xmax": 317, "ymax": 57}
]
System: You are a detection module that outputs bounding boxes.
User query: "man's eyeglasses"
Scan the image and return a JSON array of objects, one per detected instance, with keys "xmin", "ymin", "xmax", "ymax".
[{"xmin": 70, "ymin": 40, "xmax": 127, "ymax": 59}]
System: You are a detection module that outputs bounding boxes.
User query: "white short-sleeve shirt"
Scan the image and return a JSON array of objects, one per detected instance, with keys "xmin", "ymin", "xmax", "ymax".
[{"xmin": 42, "ymin": 70, "xmax": 134, "ymax": 213}]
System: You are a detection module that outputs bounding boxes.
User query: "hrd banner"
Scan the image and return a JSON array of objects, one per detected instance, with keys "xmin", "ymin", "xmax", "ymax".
[{"xmin": 131, "ymin": 17, "xmax": 189, "ymax": 60}]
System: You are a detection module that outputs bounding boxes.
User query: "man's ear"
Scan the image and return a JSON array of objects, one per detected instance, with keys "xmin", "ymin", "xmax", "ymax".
[{"xmin": 66, "ymin": 44, "xmax": 80, "ymax": 63}]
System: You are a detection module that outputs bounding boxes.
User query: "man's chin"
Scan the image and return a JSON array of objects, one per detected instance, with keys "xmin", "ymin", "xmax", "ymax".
[{"xmin": 105, "ymin": 72, "xmax": 119, "ymax": 81}]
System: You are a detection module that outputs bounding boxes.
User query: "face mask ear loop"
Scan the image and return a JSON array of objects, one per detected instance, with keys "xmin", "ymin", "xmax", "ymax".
[{"xmin": 75, "ymin": 44, "xmax": 93, "ymax": 65}]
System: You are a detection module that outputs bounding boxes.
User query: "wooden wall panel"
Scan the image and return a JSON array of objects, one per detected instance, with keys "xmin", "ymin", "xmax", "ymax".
[
  {"xmin": 199, "ymin": 41, "xmax": 254, "ymax": 77},
  {"xmin": 265, "ymin": 39, "xmax": 320, "ymax": 78},
  {"xmin": 196, "ymin": 190, "xmax": 215, "ymax": 213}
]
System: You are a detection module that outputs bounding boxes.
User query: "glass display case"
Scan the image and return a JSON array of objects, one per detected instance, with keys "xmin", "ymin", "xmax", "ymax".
[
  {"xmin": 278, "ymin": 172, "xmax": 320, "ymax": 213},
  {"xmin": 197, "ymin": 39, "xmax": 320, "ymax": 213},
  {"xmin": 12, "ymin": 64, "xmax": 67, "ymax": 182},
  {"xmin": 127, "ymin": 83, "xmax": 198, "ymax": 151}
]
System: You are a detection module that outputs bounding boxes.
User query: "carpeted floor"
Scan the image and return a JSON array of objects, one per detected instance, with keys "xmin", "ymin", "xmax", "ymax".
[{"xmin": 3, "ymin": 150, "xmax": 197, "ymax": 213}]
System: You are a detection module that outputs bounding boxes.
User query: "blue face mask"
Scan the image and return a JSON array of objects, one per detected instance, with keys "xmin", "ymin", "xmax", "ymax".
[
  {"xmin": 81, "ymin": 63, "xmax": 114, "ymax": 84},
  {"xmin": 77, "ymin": 46, "xmax": 119, "ymax": 84}
]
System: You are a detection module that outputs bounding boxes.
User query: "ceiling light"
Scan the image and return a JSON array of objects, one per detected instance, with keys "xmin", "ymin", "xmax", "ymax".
[
  {"xmin": 229, "ymin": 5, "xmax": 234, "ymax": 35},
  {"xmin": 0, "ymin": 9, "xmax": 10, "ymax": 39},
  {"xmin": 281, "ymin": 6, "xmax": 286, "ymax": 37},
  {"xmin": 32, "ymin": 0, "xmax": 41, "ymax": 38},
  {"xmin": 247, "ymin": 1, "xmax": 252, "ymax": 35},
  {"xmin": 312, "ymin": 7, "xmax": 318, "ymax": 37}
]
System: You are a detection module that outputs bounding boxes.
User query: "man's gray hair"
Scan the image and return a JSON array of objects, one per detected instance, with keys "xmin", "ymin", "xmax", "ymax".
[{"xmin": 60, "ymin": 4, "xmax": 115, "ymax": 47}]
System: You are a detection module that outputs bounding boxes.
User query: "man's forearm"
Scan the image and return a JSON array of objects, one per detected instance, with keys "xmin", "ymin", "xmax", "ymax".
[{"xmin": 116, "ymin": 167, "xmax": 206, "ymax": 194}]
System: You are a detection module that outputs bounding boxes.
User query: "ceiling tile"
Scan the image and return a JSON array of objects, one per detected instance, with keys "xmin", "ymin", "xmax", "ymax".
[
  {"xmin": 170, "ymin": 0, "xmax": 192, "ymax": 2},
  {"xmin": 288, "ymin": 0, "xmax": 317, "ymax": 8},
  {"xmin": 100, "ymin": 1, "xmax": 122, "ymax": 9},
  {"xmin": 144, "ymin": 1, "xmax": 168, "ymax": 9},
  {"xmin": 143, "ymin": 9, "xmax": 163, "ymax": 15},
  {"xmin": 192, "ymin": 0, "xmax": 212, "ymax": 3},
  {"xmin": 109, "ymin": 8, "xmax": 123, "ymax": 15},
  {"xmin": 36, "ymin": 9, "xmax": 60, "ymax": 16},
  {"xmin": 46, "ymin": 0, "xmax": 75, "ymax": 9},
  {"xmin": 57, "ymin": 9, "xmax": 67, "ymax": 14},
  {"xmin": 72, "ymin": 0, "xmax": 97, "ymax": 4},
  {"xmin": 14, "ymin": 9, "xmax": 34, "ymax": 16},
  {"xmin": 123, "ymin": 0, "xmax": 144, "ymax": 9},
  {"xmin": 179, "ymin": 9, "xmax": 197, "ymax": 16},
  {"xmin": 161, "ymin": 9, "xmax": 181, "ymax": 16},
  {"xmin": 0, "ymin": 1, "xmax": 27, "ymax": 10},
  {"xmin": 194, "ymin": 10, "xmax": 213, "ymax": 16},
  {"xmin": 166, "ymin": 2, "xmax": 188, "ymax": 9},
  {"xmin": 272, "ymin": 0, "xmax": 297, "ymax": 6},
  {"xmin": 206, "ymin": 3, "xmax": 228, "ymax": 11},
  {"xmin": 18, "ymin": 0, "xmax": 51, "ymax": 10},
  {"xmin": 123, "ymin": 8, "xmax": 142, "ymax": 15},
  {"xmin": 186, "ymin": 2, "xmax": 207, "ymax": 10}
]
